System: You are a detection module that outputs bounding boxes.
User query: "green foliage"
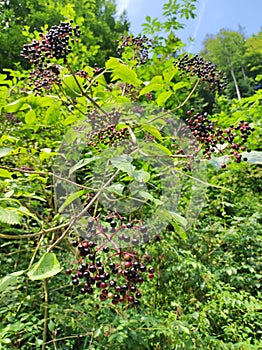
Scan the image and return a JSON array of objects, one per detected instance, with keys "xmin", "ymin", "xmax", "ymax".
[
  {"xmin": 0, "ymin": 2, "xmax": 261, "ymax": 349},
  {"xmin": 0, "ymin": 0, "xmax": 129, "ymax": 71}
]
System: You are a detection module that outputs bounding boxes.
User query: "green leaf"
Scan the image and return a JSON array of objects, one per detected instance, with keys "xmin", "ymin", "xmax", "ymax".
[
  {"xmin": 133, "ymin": 170, "xmax": 150, "ymax": 183},
  {"xmin": 0, "ymin": 168, "xmax": 12, "ymax": 178},
  {"xmin": 157, "ymin": 90, "xmax": 173, "ymax": 106},
  {"xmin": 0, "ymin": 270, "xmax": 25, "ymax": 293},
  {"xmin": 106, "ymin": 58, "xmax": 141, "ymax": 86},
  {"xmin": 62, "ymin": 75, "xmax": 84, "ymax": 97},
  {"xmin": 139, "ymin": 84, "xmax": 164, "ymax": 96},
  {"xmin": 0, "ymin": 207, "xmax": 22, "ymax": 224},
  {"xmin": 145, "ymin": 15, "xmax": 151, "ymax": 22},
  {"xmin": 28, "ymin": 252, "xmax": 62, "ymax": 280},
  {"xmin": 172, "ymin": 81, "xmax": 190, "ymax": 91},
  {"xmin": 163, "ymin": 67, "xmax": 177, "ymax": 83},
  {"xmin": 141, "ymin": 124, "xmax": 163, "ymax": 141},
  {"xmin": 25, "ymin": 110, "xmax": 36, "ymax": 125},
  {"xmin": 110, "ymin": 154, "xmax": 135, "ymax": 176},
  {"xmin": 5, "ymin": 98, "xmax": 28, "ymax": 113},
  {"xmin": 106, "ymin": 183, "xmax": 125, "ymax": 196},
  {"xmin": 0, "ymin": 147, "xmax": 13, "ymax": 158},
  {"xmin": 69, "ymin": 157, "xmax": 99, "ymax": 176},
  {"xmin": 59, "ymin": 190, "xmax": 87, "ymax": 212},
  {"xmin": 138, "ymin": 191, "xmax": 163, "ymax": 205}
]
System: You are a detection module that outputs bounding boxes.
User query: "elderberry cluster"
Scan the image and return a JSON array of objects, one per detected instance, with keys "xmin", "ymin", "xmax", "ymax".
[
  {"xmin": 184, "ymin": 109, "xmax": 252, "ymax": 165},
  {"xmin": 86, "ymin": 108, "xmax": 130, "ymax": 149},
  {"xmin": 66, "ymin": 216, "xmax": 154, "ymax": 306},
  {"xmin": 88, "ymin": 125, "xmax": 129, "ymax": 149},
  {"xmin": 21, "ymin": 21, "xmax": 80, "ymax": 65},
  {"xmin": 176, "ymin": 54, "xmax": 228, "ymax": 92},
  {"xmin": 118, "ymin": 35, "xmax": 153, "ymax": 64},
  {"xmin": 28, "ymin": 65, "xmax": 60, "ymax": 94}
]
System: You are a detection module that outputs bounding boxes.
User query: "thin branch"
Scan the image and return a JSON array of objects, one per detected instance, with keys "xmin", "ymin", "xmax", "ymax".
[
  {"xmin": 42, "ymin": 279, "xmax": 49, "ymax": 350},
  {"xmin": 47, "ymin": 169, "xmax": 121, "ymax": 252},
  {"xmin": 0, "ymin": 222, "xmax": 69, "ymax": 240},
  {"xmin": 66, "ymin": 63, "xmax": 108, "ymax": 115},
  {"xmin": 43, "ymin": 332, "xmax": 93, "ymax": 345},
  {"xmin": 147, "ymin": 78, "xmax": 201, "ymax": 124}
]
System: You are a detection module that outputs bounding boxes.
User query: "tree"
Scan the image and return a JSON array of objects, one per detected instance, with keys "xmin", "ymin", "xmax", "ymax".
[
  {"xmin": 244, "ymin": 29, "xmax": 262, "ymax": 87},
  {"xmin": 201, "ymin": 29, "xmax": 248, "ymax": 100},
  {"xmin": 0, "ymin": 0, "xmax": 129, "ymax": 71}
]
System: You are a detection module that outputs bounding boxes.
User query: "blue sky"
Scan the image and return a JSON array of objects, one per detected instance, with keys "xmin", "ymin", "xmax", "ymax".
[{"xmin": 116, "ymin": 0, "xmax": 262, "ymax": 53}]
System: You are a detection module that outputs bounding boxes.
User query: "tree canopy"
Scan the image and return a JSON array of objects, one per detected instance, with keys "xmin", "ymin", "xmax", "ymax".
[{"xmin": 0, "ymin": 0, "xmax": 129, "ymax": 71}]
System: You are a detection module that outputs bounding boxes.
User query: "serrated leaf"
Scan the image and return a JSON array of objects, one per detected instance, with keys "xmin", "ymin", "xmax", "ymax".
[
  {"xmin": 69, "ymin": 157, "xmax": 99, "ymax": 176},
  {"xmin": 110, "ymin": 154, "xmax": 135, "ymax": 175},
  {"xmin": 28, "ymin": 253, "xmax": 62, "ymax": 280},
  {"xmin": 133, "ymin": 170, "xmax": 150, "ymax": 183},
  {"xmin": 157, "ymin": 90, "xmax": 172, "ymax": 106},
  {"xmin": 0, "ymin": 207, "xmax": 22, "ymax": 224},
  {"xmin": 141, "ymin": 124, "xmax": 162, "ymax": 141},
  {"xmin": 59, "ymin": 189, "xmax": 87, "ymax": 212},
  {"xmin": 0, "ymin": 270, "xmax": 25, "ymax": 293}
]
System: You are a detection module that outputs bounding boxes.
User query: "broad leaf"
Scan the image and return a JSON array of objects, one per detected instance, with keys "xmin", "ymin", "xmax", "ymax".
[
  {"xmin": 110, "ymin": 155, "xmax": 135, "ymax": 176},
  {"xmin": 0, "ymin": 147, "xmax": 13, "ymax": 158},
  {"xmin": 28, "ymin": 253, "xmax": 62, "ymax": 280},
  {"xmin": 141, "ymin": 124, "xmax": 162, "ymax": 141},
  {"xmin": 133, "ymin": 170, "xmax": 150, "ymax": 183},
  {"xmin": 0, "ymin": 168, "xmax": 12, "ymax": 178},
  {"xmin": 106, "ymin": 183, "xmax": 125, "ymax": 196},
  {"xmin": 157, "ymin": 90, "xmax": 173, "ymax": 106},
  {"xmin": 0, "ymin": 207, "xmax": 21, "ymax": 225},
  {"xmin": 0, "ymin": 270, "xmax": 25, "ymax": 293},
  {"xmin": 139, "ymin": 84, "xmax": 164, "ymax": 96}
]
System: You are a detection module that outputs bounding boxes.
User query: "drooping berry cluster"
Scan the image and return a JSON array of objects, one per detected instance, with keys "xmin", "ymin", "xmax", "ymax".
[
  {"xmin": 176, "ymin": 54, "xmax": 228, "ymax": 92},
  {"xmin": 184, "ymin": 109, "xmax": 252, "ymax": 165},
  {"xmin": 66, "ymin": 216, "xmax": 154, "ymax": 306},
  {"xmin": 21, "ymin": 21, "xmax": 80, "ymax": 65},
  {"xmin": 28, "ymin": 65, "xmax": 60, "ymax": 94},
  {"xmin": 86, "ymin": 108, "xmax": 130, "ymax": 149},
  {"xmin": 88, "ymin": 124, "xmax": 129, "ymax": 149},
  {"xmin": 118, "ymin": 35, "xmax": 153, "ymax": 64}
]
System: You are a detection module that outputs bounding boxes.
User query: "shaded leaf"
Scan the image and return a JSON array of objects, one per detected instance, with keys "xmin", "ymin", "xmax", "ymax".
[
  {"xmin": 110, "ymin": 154, "xmax": 135, "ymax": 175},
  {"xmin": 133, "ymin": 170, "xmax": 150, "ymax": 183},
  {"xmin": 0, "ymin": 207, "xmax": 21, "ymax": 224},
  {"xmin": 0, "ymin": 270, "xmax": 25, "ymax": 293},
  {"xmin": 59, "ymin": 190, "xmax": 87, "ymax": 212},
  {"xmin": 28, "ymin": 253, "xmax": 62, "ymax": 280},
  {"xmin": 69, "ymin": 157, "xmax": 99, "ymax": 176}
]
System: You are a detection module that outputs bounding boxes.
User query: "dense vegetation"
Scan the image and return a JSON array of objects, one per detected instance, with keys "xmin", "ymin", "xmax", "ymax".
[{"xmin": 0, "ymin": 1, "xmax": 261, "ymax": 349}]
